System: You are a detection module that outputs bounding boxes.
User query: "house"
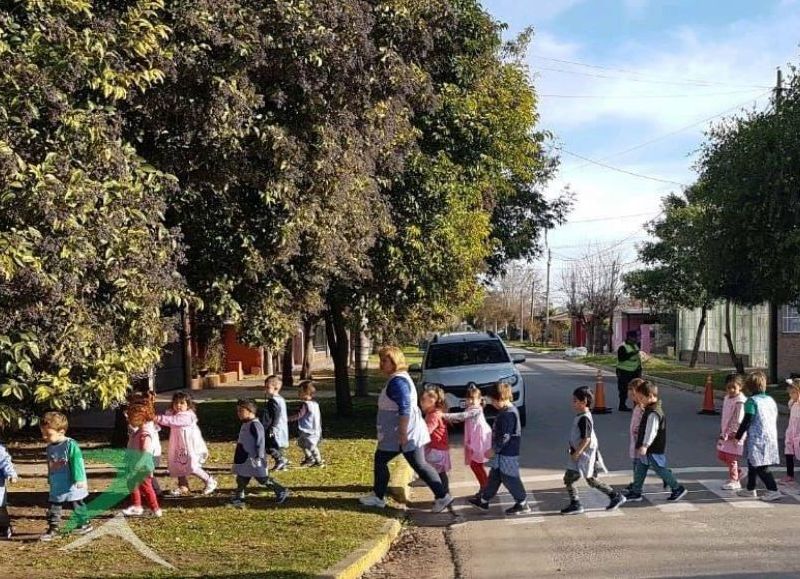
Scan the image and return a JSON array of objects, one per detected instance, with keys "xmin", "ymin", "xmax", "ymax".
[{"xmin": 676, "ymin": 303, "xmax": 800, "ymax": 378}]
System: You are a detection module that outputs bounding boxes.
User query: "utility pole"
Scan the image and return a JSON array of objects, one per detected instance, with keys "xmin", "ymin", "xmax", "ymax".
[
  {"xmin": 520, "ymin": 288, "xmax": 525, "ymax": 342},
  {"xmin": 769, "ymin": 67, "xmax": 784, "ymax": 384},
  {"xmin": 543, "ymin": 233, "xmax": 552, "ymax": 346}
]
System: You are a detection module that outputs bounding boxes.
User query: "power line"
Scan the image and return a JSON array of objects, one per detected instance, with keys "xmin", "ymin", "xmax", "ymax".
[
  {"xmin": 531, "ymin": 55, "xmax": 772, "ymax": 89},
  {"xmin": 539, "ymin": 89, "xmax": 765, "ymax": 99},
  {"xmin": 559, "ymin": 149, "xmax": 688, "ymax": 187},
  {"xmin": 565, "ymin": 212, "xmax": 659, "ymax": 224}
]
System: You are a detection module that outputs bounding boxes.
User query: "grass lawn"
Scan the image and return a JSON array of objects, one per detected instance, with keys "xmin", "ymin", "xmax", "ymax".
[{"xmin": 0, "ymin": 395, "xmax": 405, "ymax": 578}]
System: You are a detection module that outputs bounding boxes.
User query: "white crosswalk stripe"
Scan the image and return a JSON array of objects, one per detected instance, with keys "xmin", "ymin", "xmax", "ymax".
[{"xmin": 697, "ymin": 479, "xmax": 774, "ymax": 508}]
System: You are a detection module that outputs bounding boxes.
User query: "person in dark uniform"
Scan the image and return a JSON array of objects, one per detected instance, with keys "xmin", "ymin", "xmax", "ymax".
[{"xmin": 616, "ymin": 330, "xmax": 642, "ymax": 412}]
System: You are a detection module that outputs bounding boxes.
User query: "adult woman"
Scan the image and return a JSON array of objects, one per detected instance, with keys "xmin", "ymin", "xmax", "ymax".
[{"xmin": 359, "ymin": 346, "xmax": 454, "ymax": 512}]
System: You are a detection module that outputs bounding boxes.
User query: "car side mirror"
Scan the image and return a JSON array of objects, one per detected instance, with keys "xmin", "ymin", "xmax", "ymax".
[
  {"xmin": 512, "ymin": 354, "xmax": 526, "ymax": 364},
  {"xmin": 409, "ymin": 363, "xmax": 422, "ymax": 373}
]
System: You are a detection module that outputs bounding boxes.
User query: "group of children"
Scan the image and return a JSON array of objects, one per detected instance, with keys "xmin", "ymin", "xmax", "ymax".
[
  {"xmin": 0, "ymin": 374, "xmax": 323, "ymax": 540},
  {"xmin": 405, "ymin": 369, "xmax": 796, "ymax": 518}
]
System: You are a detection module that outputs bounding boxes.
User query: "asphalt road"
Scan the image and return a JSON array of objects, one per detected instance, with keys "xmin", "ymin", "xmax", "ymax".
[{"xmin": 408, "ymin": 351, "xmax": 800, "ymax": 579}]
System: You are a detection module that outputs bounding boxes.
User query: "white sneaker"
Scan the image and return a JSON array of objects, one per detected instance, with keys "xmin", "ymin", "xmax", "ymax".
[
  {"xmin": 358, "ymin": 494, "xmax": 386, "ymax": 508},
  {"xmin": 737, "ymin": 489, "xmax": 758, "ymax": 498},
  {"xmin": 721, "ymin": 481, "xmax": 741, "ymax": 491},
  {"xmin": 432, "ymin": 494, "xmax": 454, "ymax": 513},
  {"xmin": 203, "ymin": 478, "xmax": 218, "ymax": 496},
  {"xmin": 169, "ymin": 488, "xmax": 188, "ymax": 497},
  {"xmin": 151, "ymin": 509, "xmax": 163, "ymax": 518},
  {"xmin": 762, "ymin": 490, "xmax": 783, "ymax": 502},
  {"xmin": 122, "ymin": 506, "xmax": 144, "ymax": 517}
]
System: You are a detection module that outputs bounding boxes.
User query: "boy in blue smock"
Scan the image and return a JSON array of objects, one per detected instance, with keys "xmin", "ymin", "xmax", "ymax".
[{"xmin": 0, "ymin": 438, "xmax": 18, "ymax": 539}]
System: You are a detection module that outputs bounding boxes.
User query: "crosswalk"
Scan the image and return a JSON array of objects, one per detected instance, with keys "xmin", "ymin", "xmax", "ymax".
[{"xmin": 429, "ymin": 477, "xmax": 800, "ymax": 526}]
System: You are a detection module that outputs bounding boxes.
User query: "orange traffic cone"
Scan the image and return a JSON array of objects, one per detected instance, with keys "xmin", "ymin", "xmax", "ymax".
[
  {"xmin": 593, "ymin": 369, "xmax": 612, "ymax": 414},
  {"xmin": 699, "ymin": 373, "xmax": 719, "ymax": 415}
]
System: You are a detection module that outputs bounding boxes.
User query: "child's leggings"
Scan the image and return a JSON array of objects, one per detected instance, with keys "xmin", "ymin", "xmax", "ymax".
[
  {"xmin": 177, "ymin": 466, "xmax": 211, "ymax": 488},
  {"xmin": 786, "ymin": 454, "xmax": 795, "ymax": 477},
  {"xmin": 717, "ymin": 450, "xmax": 742, "ymax": 481},
  {"xmin": 747, "ymin": 463, "xmax": 777, "ymax": 492},
  {"xmin": 481, "ymin": 468, "xmax": 527, "ymax": 504},
  {"xmin": 469, "ymin": 461, "xmax": 489, "ymax": 489},
  {"xmin": 131, "ymin": 475, "xmax": 159, "ymax": 511},
  {"xmin": 438, "ymin": 472, "xmax": 450, "ymax": 494},
  {"xmin": 564, "ymin": 469, "xmax": 616, "ymax": 503}
]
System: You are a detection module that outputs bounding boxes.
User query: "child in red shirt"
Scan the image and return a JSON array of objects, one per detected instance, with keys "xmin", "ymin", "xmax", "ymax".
[{"xmin": 421, "ymin": 387, "xmax": 452, "ymax": 494}]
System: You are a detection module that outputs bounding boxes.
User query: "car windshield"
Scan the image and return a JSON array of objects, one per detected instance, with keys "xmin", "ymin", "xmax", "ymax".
[{"xmin": 425, "ymin": 340, "xmax": 510, "ymax": 369}]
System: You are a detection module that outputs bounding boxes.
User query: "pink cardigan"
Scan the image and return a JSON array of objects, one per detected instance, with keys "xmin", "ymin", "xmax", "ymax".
[
  {"xmin": 629, "ymin": 405, "xmax": 644, "ymax": 459},
  {"xmin": 155, "ymin": 410, "xmax": 209, "ymax": 477},
  {"xmin": 785, "ymin": 401, "xmax": 800, "ymax": 455},
  {"xmin": 718, "ymin": 393, "xmax": 746, "ymax": 456}
]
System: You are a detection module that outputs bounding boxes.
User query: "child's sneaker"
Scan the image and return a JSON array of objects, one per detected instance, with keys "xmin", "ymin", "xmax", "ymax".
[
  {"xmin": 39, "ymin": 527, "xmax": 59, "ymax": 542},
  {"xmin": 468, "ymin": 496, "xmax": 489, "ymax": 511},
  {"xmin": 74, "ymin": 523, "xmax": 93, "ymax": 536},
  {"xmin": 228, "ymin": 498, "xmax": 247, "ymax": 509},
  {"xmin": 666, "ymin": 486, "xmax": 688, "ymax": 502},
  {"xmin": 622, "ymin": 489, "xmax": 643, "ymax": 502},
  {"xmin": 275, "ymin": 489, "xmax": 290, "ymax": 504},
  {"xmin": 168, "ymin": 487, "xmax": 189, "ymax": 498},
  {"xmin": 762, "ymin": 490, "xmax": 783, "ymax": 502},
  {"xmin": 358, "ymin": 494, "xmax": 386, "ymax": 508},
  {"xmin": 505, "ymin": 501, "xmax": 531, "ymax": 516},
  {"xmin": 202, "ymin": 477, "xmax": 218, "ymax": 496},
  {"xmin": 0, "ymin": 526, "xmax": 12, "ymax": 540},
  {"xmin": 721, "ymin": 480, "xmax": 741, "ymax": 491},
  {"xmin": 151, "ymin": 509, "xmax": 164, "ymax": 518},
  {"xmin": 309, "ymin": 460, "xmax": 326, "ymax": 468},
  {"xmin": 122, "ymin": 506, "xmax": 144, "ymax": 517},
  {"xmin": 299, "ymin": 457, "xmax": 314, "ymax": 468},
  {"xmin": 560, "ymin": 501, "xmax": 585, "ymax": 515},
  {"xmin": 737, "ymin": 489, "xmax": 758, "ymax": 498},
  {"xmin": 275, "ymin": 458, "xmax": 290, "ymax": 471},
  {"xmin": 432, "ymin": 494, "xmax": 455, "ymax": 513},
  {"xmin": 606, "ymin": 493, "xmax": 627, "ymax": 511},
  {"xmin": 779, "ymin": 476, "xmax": 795, "ymax": 485}
]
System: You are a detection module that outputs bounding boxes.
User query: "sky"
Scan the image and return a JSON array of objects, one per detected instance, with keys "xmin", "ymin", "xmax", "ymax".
[{"xmin": 480, "ymin": 0, "xmax": 800, "ymax": 298}]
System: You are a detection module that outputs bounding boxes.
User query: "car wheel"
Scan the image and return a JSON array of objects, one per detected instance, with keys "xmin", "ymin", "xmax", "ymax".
[{"xmin": 519, "ymin": 404, "xmax": 527, "ymax": 428}]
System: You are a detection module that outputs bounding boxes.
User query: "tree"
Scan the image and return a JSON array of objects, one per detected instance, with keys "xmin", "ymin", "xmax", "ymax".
[
  {"xmin": 0, "ymin": 0, "xmax": 184, "ymax": 427},
  {"xmin": 624, "ymin": 191, "xmax": 715, "ymax": 368}
]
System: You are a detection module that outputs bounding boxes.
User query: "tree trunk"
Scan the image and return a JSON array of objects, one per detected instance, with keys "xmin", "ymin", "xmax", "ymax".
[
  {"xmin": 689, "ymin": 305, "xmax": 708, "ymax": 368},
  {"xmin": 354, "ymin": 315, "xmax": 369, "ymax": 398},
  {"xmin": 281, "ymin": 336, "xmax": 294, "ymax": 389},
  {"xmin": 301, "ymin": 319, "xmax": 314, "ymax": 380},
  {"xmin": 265, "ymin": 349, "xmax": 274, "ymax": 376},
  {"xmin": 326, "ymin": 301, "xmax": 353, "ymax": 416},
  {"xmin": 607, "ymin": 311, "xmax": 615, "ymax": 353},
  {"xmin": 723, "ymin": 300, "xmax": 745, "ymax": 375}
]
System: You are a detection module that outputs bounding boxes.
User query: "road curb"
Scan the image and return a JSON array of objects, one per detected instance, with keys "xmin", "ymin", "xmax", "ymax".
[
  {"xmin": 317, "ymin": 518, "xmax": 403, "ymax": 579},
  {"xmin": 317, "ymin": 459, "xmax": 413, "ymax": 579}
]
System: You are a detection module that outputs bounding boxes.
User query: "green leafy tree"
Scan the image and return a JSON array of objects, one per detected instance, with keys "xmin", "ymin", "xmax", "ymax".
[{"xmin": 0, "ymin": 0, "xmax": 183, "ymax": 427}]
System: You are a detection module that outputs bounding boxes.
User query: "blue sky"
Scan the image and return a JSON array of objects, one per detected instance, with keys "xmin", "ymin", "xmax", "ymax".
[{"xmin": 481, "ymin": 0, "xmax": 800, "ymax": 296}]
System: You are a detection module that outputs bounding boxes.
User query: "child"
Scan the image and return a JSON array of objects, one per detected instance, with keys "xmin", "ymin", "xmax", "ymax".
[
  {"xmin": 469, "ymin": 382, "xmax": 530, "ymax": 515},
  {"xmin": 40, "ymin": 412, "xmax": 92, "ymax": 541},
  {"xmin": 717, "ymin": 374, "xmax": 747, "ymax": 490},
  {"xmin": 781, "ymin": 379, "xmax": 800, "ymax": 485},
  {"xmin": 624, "ymin": 378, "xmax": 645, "ymax": 493},
  {"xmin": 735, "ymin": 371, "xmax": 781, "ymax": 501},
  {"xmin": 230, "ymin": 399, "xmax": 289, "ymax": 508},
  {"xmin": 288, "ymin": 381, "xmax": 324, "ymax": 467},
  {"xmin": 0, "ymin": 439, "xmax": 18, "ymax": 539},
  {"xmin": 420, "ymin": 387, "xmax": 451, "ymax": 494},
  {"xmin": 261, "ymin": 375, "xmax": 289, "ymax": 471},
  {"xmin": 122, "ymin": 401, "xmax": 162, "ymax": 517},
  {"xmin": 127, "ymin": 391, "xmax": 163, "ymax": 496},
  {"xmin": 444, "ymin": 385, "xmax": 492, "ymax": 496},
  {"xmin": 561, "ymin": 387, "xmax": 626, "ymax": 514},
  {"xmin": 155, "ymin": 392, "xmax": 216, "ymax": 497},
  {"xmin": 623, "ymin": 381, "xmax": 687, "ymax": 503}
]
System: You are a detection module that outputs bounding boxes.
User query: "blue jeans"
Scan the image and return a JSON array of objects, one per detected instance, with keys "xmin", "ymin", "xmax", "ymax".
[
  {"xmin": 631, "ymin": 455, "xmax": 679, "ymax": 492},
  {"xmin": 481, "ymin": 467, "xmax": 528, "ymax": 504},
  {"xmin": 373, "ymin": 448, "xmax": 446, "ymax": 500}
]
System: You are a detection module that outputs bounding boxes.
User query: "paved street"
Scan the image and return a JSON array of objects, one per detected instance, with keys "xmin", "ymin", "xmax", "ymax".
[{"xmin": 403, "ymin": 352, "xmax": 800, "ymax": 579}]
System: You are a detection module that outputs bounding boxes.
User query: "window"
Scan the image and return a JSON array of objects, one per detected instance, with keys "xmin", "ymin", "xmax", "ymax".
[
  {"xmin": 425, "ymin": 341, "xmax": 510, "ymax": 370},
  {"xmin": 783, "ymin": 306, "xmax": 800, "ymax": 334},
  {"xmin": 313, "ymin": 324, "xmax": 328, "ymax": 351}
]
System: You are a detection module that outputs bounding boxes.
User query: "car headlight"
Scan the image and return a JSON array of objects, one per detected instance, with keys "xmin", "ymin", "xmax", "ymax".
[{"xmin": 499, "ymin": 374, "xmax": 519, "ymax": 387}]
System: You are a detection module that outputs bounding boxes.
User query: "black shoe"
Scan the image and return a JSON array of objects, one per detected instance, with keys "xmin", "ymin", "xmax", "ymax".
[
  {"xmin": 606, "ymin": 493, "xmax": 627, "ymax": 511},
  {"xmin": 667, "ymin": 486, "xmax": 688, "ymax": 502},
  {"xmin": 468, "ymin": 497, "xmax": 489, "ymax": 511},
  {"xmin": 309, "ymin": 460, "xmax": 326, "ymax": 468},
  {"xmin": 275, "ymin": 458, "xmax": 290, "ymax": 471},
  {"xmin": 505, "ymin": 502, "xmax": 532, "ymax": 516},
  {"xmin": 299, "ymin": 457, "xmax": 314, "ymax": 468},
  {"xmin": 622, "ymin": 489, "xmax": 643, "ymax": 502},
  {"xmin": 560, "ymin": 501, "xmax": 584, "ymax": 515},
  {"xmin": 0, "ymin": 526, "xmax": 12, "ymax": 540}
]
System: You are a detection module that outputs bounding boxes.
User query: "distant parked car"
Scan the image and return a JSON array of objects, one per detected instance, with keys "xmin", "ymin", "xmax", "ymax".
[
  {"xmin": 409, "ymin": 332, "xmax": 528, "ymax": 427},
  {"xmin": 564, "ymin": 347, "xmax": 588, "ymax": 358}
]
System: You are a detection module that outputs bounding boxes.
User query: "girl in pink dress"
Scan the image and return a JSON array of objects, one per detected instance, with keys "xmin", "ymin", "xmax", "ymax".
[
  {"xmin": 155, "ymin": 392, "xmax": 216, "ymax": 497},
  {"xmin": 780, "ymin": 379, "xmax": 800, "ymax": 484},
  {"xmin": 444, "ymin": 385, "xmax": 492, "ymax": 496},
  {"xmin": 717, "ymin": 374, "xmax": 747, "ymax": 490}
]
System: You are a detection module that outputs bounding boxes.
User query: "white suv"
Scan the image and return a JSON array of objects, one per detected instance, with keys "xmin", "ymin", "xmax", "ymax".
[{"xmin": 410, "ymin": 332, "xmax": 527, "ymax": 427}]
